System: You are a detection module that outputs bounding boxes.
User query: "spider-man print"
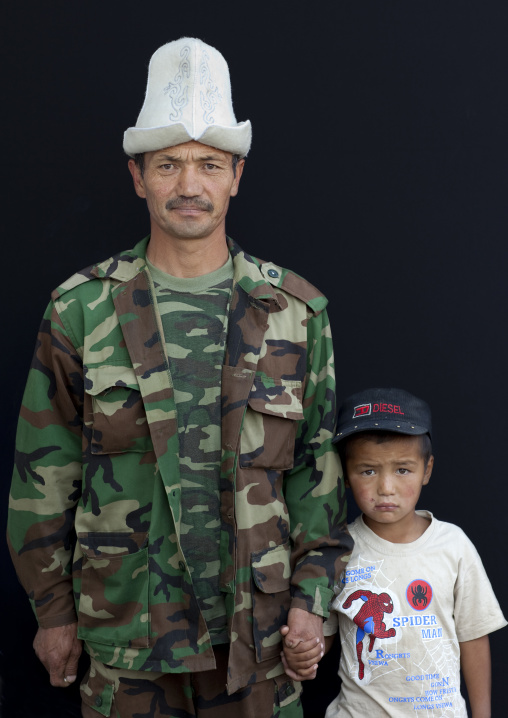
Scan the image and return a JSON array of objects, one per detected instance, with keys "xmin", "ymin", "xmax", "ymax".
[{"xmin": 342, "ymin": 590, "xmax": 396, "ymax": 680}]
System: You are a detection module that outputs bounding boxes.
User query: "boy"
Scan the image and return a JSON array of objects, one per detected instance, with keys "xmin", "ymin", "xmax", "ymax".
[{"xmin": 282, "ymin": 388, "xmax": 506, "ymax": 717}]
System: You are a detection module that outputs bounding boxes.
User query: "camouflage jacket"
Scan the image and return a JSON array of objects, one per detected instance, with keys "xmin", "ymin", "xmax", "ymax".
[{"xmin": 8, "ymin": 236, "xmax": 352, "ymax": 694}]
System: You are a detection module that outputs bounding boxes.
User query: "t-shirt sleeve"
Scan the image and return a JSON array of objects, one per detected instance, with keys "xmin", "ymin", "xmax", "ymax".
[
  {"xmin": 323, "ymin": 609, "xmax": 339, "ymax": 636},
  {"xmin": 453, "ymin": 529, "xmax": 507, "ymax": 642}
]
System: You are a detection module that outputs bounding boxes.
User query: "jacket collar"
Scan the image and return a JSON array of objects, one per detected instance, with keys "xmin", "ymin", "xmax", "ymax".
[{"xmin": 90, "ymin": 236, "xmax": 281, "ymax": 307}]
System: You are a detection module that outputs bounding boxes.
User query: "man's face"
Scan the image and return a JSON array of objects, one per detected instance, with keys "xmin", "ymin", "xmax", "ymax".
[{"xmin": 128, "ymin": 141, "xmax": 244, "ymax": 243}]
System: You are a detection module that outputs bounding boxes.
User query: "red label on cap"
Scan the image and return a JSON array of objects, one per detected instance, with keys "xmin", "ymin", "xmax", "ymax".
[
  {"xmin": 353, "ymin": 404, "xmax": 371, "ymax": 418},
  {"xmin": 372, "ymin": 403, "xmax": 404, "ymax": 415}
]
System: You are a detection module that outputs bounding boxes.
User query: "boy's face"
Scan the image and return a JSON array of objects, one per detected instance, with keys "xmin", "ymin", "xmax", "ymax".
[{"xmin": 345, "ymin": 434, "xmax": 434, "ymax": 540}]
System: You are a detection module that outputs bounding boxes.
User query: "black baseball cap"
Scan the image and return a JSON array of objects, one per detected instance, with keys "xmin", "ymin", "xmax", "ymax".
[{"xmin": 333, "ymin": 387, "xmax": 432, "ymax": 444}]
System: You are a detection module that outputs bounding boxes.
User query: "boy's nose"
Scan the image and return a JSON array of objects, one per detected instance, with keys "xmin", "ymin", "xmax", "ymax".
[{"xmin": 378, "ymin": 474, "xmax": 395, "ymax": 494}]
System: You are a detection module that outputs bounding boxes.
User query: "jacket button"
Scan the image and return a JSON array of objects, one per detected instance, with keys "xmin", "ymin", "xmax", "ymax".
[
  {"xmin": 285, "ymin": 684, "xmax": 295, "ymax": 696},
  {"xmin": 267, "ymin": 268, "xmax": 279, "ymax": 278},
  {"xmin": 94, "ymin": 696, "xmax": 103, "ymax": 707},
  {"xmin": 178, "ymin": 561, "xmax": 185, "ymax": 571}
]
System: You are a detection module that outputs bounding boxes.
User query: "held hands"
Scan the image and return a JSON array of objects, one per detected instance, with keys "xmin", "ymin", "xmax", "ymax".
[
  {"xmin": 33, "ymin": 623, "xmax": 82, "ymax": 687},
  {"xmin": 280, "ymin": 607, "xmax": 325, "ymax": 681}
]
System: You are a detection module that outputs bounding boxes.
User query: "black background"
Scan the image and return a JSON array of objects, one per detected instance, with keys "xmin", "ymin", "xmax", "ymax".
[{"xmin": 2, "ymin": 2, "xmax": 507, "ymax": 716}]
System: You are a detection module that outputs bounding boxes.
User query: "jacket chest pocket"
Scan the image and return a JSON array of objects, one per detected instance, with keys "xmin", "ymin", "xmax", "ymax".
[
  {"xmin": 84, "ymin": 365, "xmax": 152, "ymax": 455},
  {"xmin": 240, "ymin": 377, "xmax": 304, "ymax": 470}
]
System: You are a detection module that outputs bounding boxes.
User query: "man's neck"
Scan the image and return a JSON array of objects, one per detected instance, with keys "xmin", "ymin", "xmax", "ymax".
[{"xmin": 146, "ymin": 231, "xmax": 230, "ymax": 278}]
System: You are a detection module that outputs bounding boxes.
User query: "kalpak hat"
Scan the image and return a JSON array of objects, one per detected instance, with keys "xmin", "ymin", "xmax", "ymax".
[
  {"xmin": 333, "ymin": 387, "xmax": 432, "ymax": 443},
  {"xmin": 123, "ymin": 37, "xmax": 251, "ymax": 157}
]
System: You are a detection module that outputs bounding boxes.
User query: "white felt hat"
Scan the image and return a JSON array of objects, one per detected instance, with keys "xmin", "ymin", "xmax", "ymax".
[{"xmin": 123, "ymin": 38, "xmax": 251, "ymax": 157}]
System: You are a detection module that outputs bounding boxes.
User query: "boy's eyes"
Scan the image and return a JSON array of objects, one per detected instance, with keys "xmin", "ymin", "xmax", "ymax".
[{"xmin": 359, "ymin": 467, "xmax": 411, "ymax": 477}]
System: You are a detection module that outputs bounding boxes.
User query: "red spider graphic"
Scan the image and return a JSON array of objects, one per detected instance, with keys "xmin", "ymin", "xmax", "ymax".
[{"xmin": 342, "ymin": 590, "xmax": 396, "ymax": 680}]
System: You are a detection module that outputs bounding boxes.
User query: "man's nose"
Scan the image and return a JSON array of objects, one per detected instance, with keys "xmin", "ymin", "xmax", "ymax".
[{"xmin": 176, "ymin": 166, "xmax": 203, "ymax": 196}]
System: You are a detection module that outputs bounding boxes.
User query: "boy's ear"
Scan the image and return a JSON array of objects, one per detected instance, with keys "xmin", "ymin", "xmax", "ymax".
[{"xmin": 423, "ymin": 455, "xmax": 434, "ymax": 485}]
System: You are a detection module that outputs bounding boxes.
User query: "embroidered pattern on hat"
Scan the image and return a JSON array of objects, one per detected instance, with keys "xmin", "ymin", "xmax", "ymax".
[
  {"xmin": 163, "ymin": 45, "xmax": 191, "ymax": 121},
  {"xmin": 200, "ymin": 50, "xmax": 223, "ymax": 125}
]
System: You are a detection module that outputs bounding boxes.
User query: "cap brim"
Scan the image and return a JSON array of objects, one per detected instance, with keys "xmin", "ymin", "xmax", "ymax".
[
  {"xmin": 332, "ymin": 420, "xmax": 431, "ymax": 444},
  {"xmin": 123, "ymin": 120, "xmax": 252, "ymax": 158}
]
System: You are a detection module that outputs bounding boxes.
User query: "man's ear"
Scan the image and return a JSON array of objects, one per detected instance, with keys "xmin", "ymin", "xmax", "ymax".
[
  {"xmin": 230, "ymin": 158, "xmax": 245, "ymax": 197},
  {"xmin": 128, "ymin": 159, "xmax": 147, "ymax": 199},
  {"xmin": 423, "ymin": 455, "xmax": 434, "ymax": 486}
]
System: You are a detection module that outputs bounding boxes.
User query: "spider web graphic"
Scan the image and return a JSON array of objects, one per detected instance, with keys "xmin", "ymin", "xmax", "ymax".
[
  {"xmin": 338, "ymin": 551, "xmax": 466, "ymax": 717},
  {"xmin": 410, "ymin": 639, "xmax": 464, "ymax": 717}
]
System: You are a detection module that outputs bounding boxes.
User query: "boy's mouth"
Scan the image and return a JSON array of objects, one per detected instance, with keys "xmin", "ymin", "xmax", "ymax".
[{"xmin": 375, "ymin": 503, "xmax": 398, "ymax": 510}]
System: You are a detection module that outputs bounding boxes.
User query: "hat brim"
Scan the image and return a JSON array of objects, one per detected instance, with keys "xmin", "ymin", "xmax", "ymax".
[
  {"xmin": 332, "ymin": 420, "xmax": 431, "ymax": 444},
  {"xmin": 123, "ymin": 120, "xmax": 252, "ymax": 158}
]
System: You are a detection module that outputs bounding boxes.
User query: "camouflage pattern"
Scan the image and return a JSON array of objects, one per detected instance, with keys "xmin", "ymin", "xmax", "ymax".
[
  {"xmin": 81, "ymin": 648, "xmax": 302, "ymax": 717},
  {"xmin": 8, "ymin": 236, "xmax": 353, "ymax": 696},
  {"xmin": 151, "ymin": 260, "xmax": 234, "ymax": 642}
]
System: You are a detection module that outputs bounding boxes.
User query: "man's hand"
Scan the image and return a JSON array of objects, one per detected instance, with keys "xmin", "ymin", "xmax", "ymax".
[
  {"xmin": 279, "ymin": 607, "xmax": 325, "ymax": 681},
  {"xmin": 33, "ymin": 623, "xmax": 82, "ymax": 687}
]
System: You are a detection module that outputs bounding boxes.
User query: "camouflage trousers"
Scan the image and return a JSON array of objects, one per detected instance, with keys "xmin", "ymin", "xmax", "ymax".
[{"xmin": 80, "ymin": 646, "xmax": 302, "ymax": 718}]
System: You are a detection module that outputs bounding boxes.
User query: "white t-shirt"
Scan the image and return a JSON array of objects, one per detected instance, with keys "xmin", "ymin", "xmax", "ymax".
[{"xmin": 324, "ymin": 511, "xmax": 506, "ymax": 717}]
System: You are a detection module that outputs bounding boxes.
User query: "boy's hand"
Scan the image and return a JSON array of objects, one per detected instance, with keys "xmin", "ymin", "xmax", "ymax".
[
  {"xmin": 279, "ymin": 607, "xmax": 325, "ymax": 680},
  {"xmin": 285, "ymin": 607, "xmax": 324, "ymax": 648},
  {"xmin": 280, "ymin": 625, "xmax": 323, "ymax": 680}
]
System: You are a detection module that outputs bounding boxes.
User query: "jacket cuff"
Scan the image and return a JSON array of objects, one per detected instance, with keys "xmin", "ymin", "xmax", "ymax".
[
  {"xmin": 290, "ymin": 585, "xmax": 335, "ymax": 618},
  {"xmin": 36, "ymin": 610, "xmax": 78, "ymax": 629}
]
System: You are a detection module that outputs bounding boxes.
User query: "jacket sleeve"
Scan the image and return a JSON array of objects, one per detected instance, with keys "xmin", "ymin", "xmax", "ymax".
[
  {"xmin": 283, "ymin": 306, "xmax": 353, "ymax": 618},
  {"xmin": 7, "ymin": 301, "xmax": 83, "ymax": 628}
]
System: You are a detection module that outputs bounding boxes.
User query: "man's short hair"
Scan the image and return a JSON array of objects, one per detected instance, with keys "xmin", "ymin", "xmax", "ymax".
[
  {"xmin": 134, "ymin": 152, "xmax": 145, "ymax": 176},
  {"xmin": 231, "ymin": 154, "xmax": 240, "ymax": 177}
]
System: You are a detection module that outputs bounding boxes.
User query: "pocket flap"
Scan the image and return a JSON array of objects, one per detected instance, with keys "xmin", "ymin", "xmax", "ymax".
[
  {"xmin": 85, "ymin": 365, "xmax": 140, "ymax": 396},
  {"xmin": 78, "ymin": 531, "xmax": 148, "ymax": 559},
  {"xmin": 252, "ymin": 542, "xmax": 291, "ymax": 594},
  {"xmin": 247, "ymin": 377, "xmax": 304, "ymax": 420}
]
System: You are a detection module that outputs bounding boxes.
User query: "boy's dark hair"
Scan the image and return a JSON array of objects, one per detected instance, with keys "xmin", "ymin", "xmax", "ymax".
[{"xmin": 338, "ymin": 431, "xmax": 433, "ymax": 473}]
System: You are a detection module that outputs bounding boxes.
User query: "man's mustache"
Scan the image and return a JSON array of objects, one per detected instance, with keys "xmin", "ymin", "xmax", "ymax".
[{"xmin": 165, "ymin": 198, "xmax": 214, "ymax": 211}]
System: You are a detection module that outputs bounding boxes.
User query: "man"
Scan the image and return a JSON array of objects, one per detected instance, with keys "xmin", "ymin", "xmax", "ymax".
[{"xmin": 8, "ymin": 38, "xmax": 352, "ymax": 717}]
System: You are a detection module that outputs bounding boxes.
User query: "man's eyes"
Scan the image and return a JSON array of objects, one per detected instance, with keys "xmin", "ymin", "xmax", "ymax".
[
  {"xmin": 158, "ymin": 163, "xmax": 221, "ymax": 170},
  {"xmin": 203, "ymin": 163, "xmax": 228, "ymax": 172}
]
